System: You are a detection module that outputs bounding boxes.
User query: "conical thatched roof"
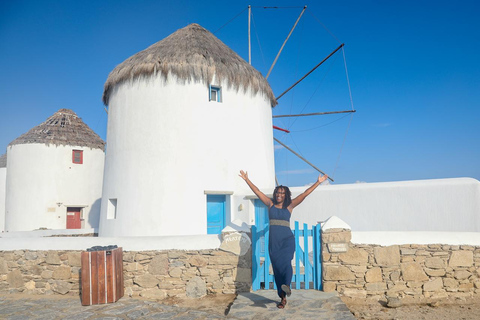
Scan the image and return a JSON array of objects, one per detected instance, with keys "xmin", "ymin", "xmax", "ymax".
[
  {"xmin": 0, "ymin": 153, "xmax": 6, "ymax": 168},
  {"xmin": 102, "ymin": 23, "xmax": 277, "ymax": 107},
  {"xmin": 9, "ymin": 109, "xmax": 105, "ymax": 151}
]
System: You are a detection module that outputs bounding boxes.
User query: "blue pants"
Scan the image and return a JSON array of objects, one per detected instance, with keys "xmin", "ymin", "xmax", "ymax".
[{"xmin": 269, "ymin": 225, "xmax": 295, "ymax": 298}]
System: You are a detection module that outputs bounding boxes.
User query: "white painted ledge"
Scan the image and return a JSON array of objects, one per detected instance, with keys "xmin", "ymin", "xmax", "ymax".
[
  {"xmin": 352, "ymin": 231, "xmax": 480, "ymax": 246},
  {"xmin": 0, "ymin": 228, "xmax": 98, "ymax": 238},
  {"xmin": 0, "ymin": 235, "xmax": 222, "ymax": 251},
  {"xmin": 321, "ymin": 216, "xmax": 351, "ymax": 231}
]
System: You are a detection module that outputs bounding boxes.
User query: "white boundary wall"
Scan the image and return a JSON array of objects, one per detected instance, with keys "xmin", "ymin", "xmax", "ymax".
[
  {"xmin": 351, "ymin": 231, "xmax": 480, "ymax": 246},
  {"xmin": 99, "ymin": 75, "xmax": 275, "ymax": 237},
  {"xmin": 290, "ymin": 178, "xmax": 480, "ymax": 232},
  {"xmin": 5, "ymin": 144, "xmax": 104, "ymax": 231},
  {"xmin": 0, "ymin": 228, "xmax": 97, "ymax": 238},
  {"xmin": 0, "ymin": 235, "xmax": 221, "ymax": 251},
  {"xmin": 0, "ymin": 231, "xmax": 478, "ymax": 251},
  {"xmin": 0, "ymin": 167, "xmax": 6, "ymax": 232}
]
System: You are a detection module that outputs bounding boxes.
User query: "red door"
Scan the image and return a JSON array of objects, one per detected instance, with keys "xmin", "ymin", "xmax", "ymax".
[{"xmin": 67, "ymin": 208, "xmax": 81, "ymax": 229}]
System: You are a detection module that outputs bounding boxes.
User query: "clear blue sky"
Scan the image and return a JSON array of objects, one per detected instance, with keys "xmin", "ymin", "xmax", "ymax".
[{"xmin": 1, "ymin": 0, "xmax": 479, "ymax": 186}]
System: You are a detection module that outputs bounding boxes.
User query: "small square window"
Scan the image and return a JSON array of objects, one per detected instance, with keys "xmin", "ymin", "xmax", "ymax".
[
  {"xmin": 209, "ymin": 85, "xmax": 222, "ymax": 102},
  {"xmin": 72, "ymin": 150, "xmax": 83, "ymax": 164}
]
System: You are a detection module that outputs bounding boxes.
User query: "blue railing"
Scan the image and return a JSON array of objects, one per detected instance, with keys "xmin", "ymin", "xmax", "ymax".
[{"xmin": 252, "ymin": 221, "xmax": 322, "ymax": 291}]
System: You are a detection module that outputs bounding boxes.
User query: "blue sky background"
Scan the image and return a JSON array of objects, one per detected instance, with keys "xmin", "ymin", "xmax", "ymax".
[{"xmin": 1, "ymin": 0, "xmax": 479, "ymax": 186}]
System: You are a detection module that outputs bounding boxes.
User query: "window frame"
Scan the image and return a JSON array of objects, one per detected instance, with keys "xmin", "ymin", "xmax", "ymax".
[
  {"xmin": 72, "ymin": 150, "xmax": 83, "ymax": 164},
  {"xmin": 209, "ymin": 85, "xmax": 222, "ymax": 102}
]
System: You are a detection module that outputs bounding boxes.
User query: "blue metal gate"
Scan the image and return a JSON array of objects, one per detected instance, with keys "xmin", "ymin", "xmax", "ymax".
[{"xmin": 252, "ymin": 200, "xmax": 322, "ymax": 291}]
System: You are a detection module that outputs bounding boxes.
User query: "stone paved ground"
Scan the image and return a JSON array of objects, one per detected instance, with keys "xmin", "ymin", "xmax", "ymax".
[
  {"xmin": 0, "ymin": 290, "xmax": 355, "ymax": 319},
  {"xmin": 0, "ymin": 295, "xmax": 223, "ymax": 320},
  {"xmin": 228, "ymin": 290, "xmax": 356, "ymax": 320}
]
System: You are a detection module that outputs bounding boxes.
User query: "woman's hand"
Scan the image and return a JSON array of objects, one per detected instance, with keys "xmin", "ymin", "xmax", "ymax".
[
  {"xmin": 239, "ymin": 170, "xmax": 248, "ymax": 181},
  {"xmin": 318, "ymin": 174, "xmax": 328, "ymax": 184},
  {"xmin": 291, "ymin": 173, "xmax": 328, "ymax": 209},
  {"xmin": 239, "ymin": 170, "xmax": 272, "ymax": 207}
]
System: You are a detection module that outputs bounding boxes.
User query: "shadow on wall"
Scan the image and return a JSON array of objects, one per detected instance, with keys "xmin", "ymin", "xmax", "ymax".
[
  {"xmin": 88, "ymin": 198, "xmax": 101, "ymax": 229},
  {"xmin": 219, "ymin": 225, "xmax": 253, "ymax": 295}
]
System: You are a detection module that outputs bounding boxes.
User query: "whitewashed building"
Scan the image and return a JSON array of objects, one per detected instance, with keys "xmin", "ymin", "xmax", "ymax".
[
  {"xmin": 0, "ymin": 154, "xmax": 6, "ymax": 232},
  {"xmin": 4, "ymin": 109, "xmax": 105, "ymax": 232},
  {"xmin": 99, "ymin": 23, "xmax": 277, "ymax": 237}
]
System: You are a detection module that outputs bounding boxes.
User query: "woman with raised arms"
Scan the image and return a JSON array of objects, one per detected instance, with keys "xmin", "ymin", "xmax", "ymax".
[{"xmin": 239, "ymin": 170, "xmax": 328, "ymax": 309}]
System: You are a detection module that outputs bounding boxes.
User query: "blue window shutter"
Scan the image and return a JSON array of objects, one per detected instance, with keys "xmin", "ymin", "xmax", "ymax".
[{"xmin": 207, "ymin": 195, "xmax": 226, "ymax": 234}]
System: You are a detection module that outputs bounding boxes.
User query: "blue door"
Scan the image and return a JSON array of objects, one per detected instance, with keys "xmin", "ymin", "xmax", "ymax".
[
  {"xmin": 207, "ymin": 195, "xmax": 226, "ymax": 234},
  {"xmin": 254, "ymin": 199, "xmax": 268, "ymax": 255}
]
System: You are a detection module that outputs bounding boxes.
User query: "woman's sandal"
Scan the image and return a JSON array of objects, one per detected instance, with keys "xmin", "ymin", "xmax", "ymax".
[{"xmin": 277, "ymin": 297, "xmax": 287, "ymax": 309}]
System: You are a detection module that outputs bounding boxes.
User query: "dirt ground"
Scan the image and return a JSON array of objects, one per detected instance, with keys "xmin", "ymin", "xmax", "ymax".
[
  {"xmin": 342, "ymin": 295, "xmax": 480, "ymax": 320},
  {"xmin": 160, "ymin": 294, "xmax": 236, "ymax": 315}
]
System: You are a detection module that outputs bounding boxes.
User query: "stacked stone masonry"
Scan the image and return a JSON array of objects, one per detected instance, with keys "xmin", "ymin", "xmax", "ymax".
[
  {"xmin": 322, "ymin": 228, "xmax": 480, "ymax": 302},
  {"xmin": 0, "ymin": 248, "xmax": 251, "ymax": 299}
]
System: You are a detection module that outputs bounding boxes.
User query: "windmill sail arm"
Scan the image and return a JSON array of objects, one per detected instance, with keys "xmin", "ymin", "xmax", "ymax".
[
  {"xmin": 273, "ymin": 125, "xmax": 290, "ymax": 133},
  {"xmin": 275, "ymin": 43, "xmax": 344, "ymax": 101},
  {"xmin": 266, "ymin": 5, "xmax": 307, "ymax": 79},
  {"xmin": 274, "ymin": 137, "xmax": 334, "ymax": 182},
  {"xmin": 273, "ymin": 110, "xmax": 355, "ymax": 118}
]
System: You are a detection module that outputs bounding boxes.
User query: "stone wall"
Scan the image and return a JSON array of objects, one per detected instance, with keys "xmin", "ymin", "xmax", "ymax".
[
  {"xmin": 322, "ymin": 228, "xmax": 480, "ymax": 302},
  {"xmin": 0, "ymin": 247, "xmax": 251, "ymax": 299}
]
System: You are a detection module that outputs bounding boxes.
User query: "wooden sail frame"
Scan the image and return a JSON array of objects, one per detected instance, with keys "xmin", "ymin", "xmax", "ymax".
[
  {"xmin": 266, "ymin": 6, "xmax": 307, "ymax": 79},
  {"xmin": 274, "ymin": 138, "xmax": 334, "ymax": 182},
  {"xmin": 246, "ymin": 5, "xmax": 355, "ymax": 182},
  {"xmin": 275, "ymin": 43, "xmax": 344, "ymax": 101},
  {"xmin": 273, "ymin": 110, "xmax": 355, "ymax": 118}
]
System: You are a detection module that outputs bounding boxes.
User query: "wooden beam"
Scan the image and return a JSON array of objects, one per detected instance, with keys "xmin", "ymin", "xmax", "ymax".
[
  {"xmin": 273, "ymin": 125, "xmax": 290, "ymax": 133},
  {"xmin": 275, "ymin": 43, "xmax": 344, "ymax": 101},
  {"xmin": 273, "ymin": 110, "xmax": 355, "ymax": 118},
  {"xmin": 266, "ymin": 5, "xmax": 307, "ymax": 79},
  {"xmin": 274, "ymin": 137, "xmax": 334, "ymax": 182},
  {"xmin": 248, "ymin": 5, "xmax": 251, "ymax": 65}
]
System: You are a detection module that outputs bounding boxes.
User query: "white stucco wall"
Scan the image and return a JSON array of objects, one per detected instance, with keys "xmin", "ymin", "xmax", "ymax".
[
  {"xmin": 5, "ymin": 144, "xmax": 104, "ymax": 231},
  {"xmin": 351, "ymin": 231, "xmax": 480, "ymax": 246},
  {"xmin": 0, "ymin": 167, "xmax": 6, "ymax": 232},
  {"xmin": 0, "ymin": 232, "xmax": 478, "ymax": 251},
  {"xmin": 0, "ymin": 228, "xmax": 97, "ymax": 238},
  {"xmin": 0, "ymin": 235, "xmax": 221, "ymax": 251},
  {"xmin": 289, "ymin": 177, "xmax": 480, "ymax": 232},
  {"xmin": 99, "ymin": 75, "xmax": 275, "ymax": 237},
  {"xmin": 321, "ymin": 215, "xmax": 480, "ymax": 245}
]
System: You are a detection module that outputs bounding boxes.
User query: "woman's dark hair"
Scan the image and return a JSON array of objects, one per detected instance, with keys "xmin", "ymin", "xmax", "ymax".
[{"xmin": 272, "ymin": 185, "xmax": 292, "ymax": 209}]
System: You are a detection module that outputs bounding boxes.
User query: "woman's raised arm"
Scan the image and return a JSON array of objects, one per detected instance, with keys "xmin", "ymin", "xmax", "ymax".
[
  {"xmin": 290, "ymin": 174, "xmax": 328, "ymax": 209},
  {"xmin": 239, "ymin": 170, "xmax": 273, "ymax": 207}
]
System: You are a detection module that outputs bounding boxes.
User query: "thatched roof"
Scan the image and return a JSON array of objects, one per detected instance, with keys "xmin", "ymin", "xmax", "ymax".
[
  {"xmin": 0, "ymin": 153, "xmax": 6, "ymax": 168},
  {"xmin": 9, "ymin": 109, "xmax": 105, "ymax": 151},
  {"xmin": 102, "ymin": 23, "xmax": 277, "ymax": 107}
]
